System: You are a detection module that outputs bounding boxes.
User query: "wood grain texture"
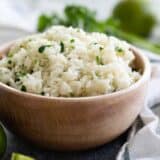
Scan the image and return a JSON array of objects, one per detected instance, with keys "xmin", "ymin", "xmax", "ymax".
[{"xmin": 0, "ymin": 43, "xmax": 151, "ymax": 151}]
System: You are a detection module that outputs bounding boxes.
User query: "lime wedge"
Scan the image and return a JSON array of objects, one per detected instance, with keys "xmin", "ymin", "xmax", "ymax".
[
  {"xmin": 0, "ymin": 124, "xmax": 7, "ymax": 158},
  {"xmin": 11, "ymin": 153, "xmax": 35, "ymax": 160}
]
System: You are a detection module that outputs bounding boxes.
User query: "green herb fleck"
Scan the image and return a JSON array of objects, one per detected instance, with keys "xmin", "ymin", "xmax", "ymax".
[
  {"xmin": 16, "ymin": 71, "xmax": 26, "ymax": 77},
  {"xmin": 70, "ymin": 92, "xmax": 74, "ymax": 97},
  {"xmin": 30, "ymin": 70, "xmax": 34, "ymax": 74},
  {"xmin": 60, "ymin": 41, "xmax": 65, "ymax": 53},
  {"xmin": 15, "ymin": 77, "xmax": 20, "ymax": 82},
  {"xmin": 21, "ymin": 85, "xmax": 27, "ymax": 92},
  {"xmin": 20, "ymin": 44, "xmax": 25, "ymax": 48},
  {"xmin": 96, "ymin": 56, "xmax": 103, "ymax": 65},
  {"xmin": 115, "ymin": 46, "xmax": 123, "ymax": 52},
  {"xmin": 70, "ymin": 39, "xmax": 75, "ymax": 43},
  {"xmin": 34, "ymin": 59, "xmax": 38, "ymax": 64},
  {"xmin": 38, "ymin": 45, "xmax": 52, "ymax": 53},
  {"xmin": 115, "ymin": 47, "xmax": 124, "ymax": 56},
  {"xmin": 7, "ymin": 52, "xmax": 13, "ymax": 57},
  {"xmin": 95, "ymin": 72, "xmax": 100, "ymax": 77},
  {"xmin": 70, "ymin": 45, "xmax": 75, "ymax": 50},
  {"xmin": 6, "ymin": 82, "xmax": 10, "ymax": 86},
  {"xmin": 41, "ymin": 91, "xmax": 45, "ymax": 95},
  {"xmin": 8, "ymin": 60, "xmax": 12, "ymax": 64},
  {"xmin": 99, "ymin": 46, "xmax": 104, "ymax": 51}
]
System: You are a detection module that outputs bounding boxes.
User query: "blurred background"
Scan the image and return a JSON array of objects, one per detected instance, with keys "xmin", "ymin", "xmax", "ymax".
[
  {"xmin": 0, "ymin": 0, "xmax": 160, "ymax": 59},
  {"xmin": 0, "ymin": 0, "xmax": 119, "ymax": 31},
  {"xmin": 0, "ymin": 0, "xmax": 159, "ymax": 29}
]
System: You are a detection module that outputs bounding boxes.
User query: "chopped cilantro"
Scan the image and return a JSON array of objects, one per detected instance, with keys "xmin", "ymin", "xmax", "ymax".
[
  {"xmin": 21, "ymin": 85, "xmax": 27, "ymax": 92},
  {"xmin": 7, "ymin": 52, "xmax": 13, "ymax": 57},
  {"xmin": 16, "ymin": 71, "xmax": 26, "ymax": 77},
  {"xmin": 30, "ymin": 70, "xmax": 34, "ymax": 74},
  {"xmin": 115, "ymin": 46, "xmax": 124, "ymax": 56},
  {"xmin": 8, "ymin": 60, "xmax": 12, "ymax": 64},
  {"xmin": 15, "ymin": 72, "xmax": 26, "ymax": 82},
  {"xmin": 70, "ymin": 45, "xmax": 75, "ymax": 50},
  {"xmin": 19, "ymin": 44, "xmax": 25, "ymax": 48},
  {"xmin": 96, "ymin": 56, "xmax": 103, "ymax": 65},
  {"xmin": 15, "ymin": 77, "xmax": 20, "ymax": 82},
  {"xmin": 60, "ymin": 41, "xmax": 65, "ymax": 53},
  {"xmin": 95, "ymin": 72, "xmax": 100, "ymax": 77},
  {"xmin": 115, "ymin": 46, "xmax": 123, "ymax": 52},
  {"xmin": 99, "ymin": 46, "xmax": 104, "ymax": 51},
  {"xmin": 38, "ymin": 45, "xmax": 52, "ymax": 53},
  {"xmin": 6, "ymin": 82, "xmax": 10, "ymax": 86},
  {"xmin": 70, "ymin": 39, "xmax": 75, "ymax": 43},
  {"xmin": 41, "ymin": 91, "xmax": 45, "ymax": 95},
  {"xmin": 70, "ymin": 92, "xmax": 74, "ymax": 96}
]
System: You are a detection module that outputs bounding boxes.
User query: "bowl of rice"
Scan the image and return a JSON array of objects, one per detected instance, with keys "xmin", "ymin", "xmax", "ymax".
[{"xmin": 0, "ymin": 26, "xmax": 150, "ymax": 150}]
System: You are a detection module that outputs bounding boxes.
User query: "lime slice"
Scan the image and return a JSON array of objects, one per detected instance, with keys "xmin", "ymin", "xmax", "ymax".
[
  {"xmin": 0, "ymin": 124, "xmax": 7, "ymax": 158},
  {"xmin": 11, "ymin": 153, "xmax": 35, "ymax": 160}
]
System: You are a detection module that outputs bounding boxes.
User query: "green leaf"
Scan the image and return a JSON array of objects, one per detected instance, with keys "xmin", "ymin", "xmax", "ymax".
[
  {"xmin": 37, "ymin": 14, "xmax": 63, "ymax": 32},
  {"xmin": 37, "ymin": 5, "xmax": 107, "ymax": 33},
  {"xmin": 37, "ymin": 14, "xmax": 53, "ymax": 32}
]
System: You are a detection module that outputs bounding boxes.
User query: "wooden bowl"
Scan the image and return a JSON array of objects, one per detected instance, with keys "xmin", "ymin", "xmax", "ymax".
[{"xmin": 0, "ymin": 43, "xmax": 150, "ymax": 150}]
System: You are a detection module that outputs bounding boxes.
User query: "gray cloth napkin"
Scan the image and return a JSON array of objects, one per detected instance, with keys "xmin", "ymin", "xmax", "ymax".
[{"xmin": 117, "ymin": 63, "xmax": 160, "ymax": 160}]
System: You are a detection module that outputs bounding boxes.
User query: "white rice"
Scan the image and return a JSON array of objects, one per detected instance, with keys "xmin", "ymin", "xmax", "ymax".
[{"xmin": 0, "ymin": 26, "xmax": 140, "ymax": 97}]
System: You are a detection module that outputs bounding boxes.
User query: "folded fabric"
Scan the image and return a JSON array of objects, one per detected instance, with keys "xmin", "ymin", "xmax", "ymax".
[{"xmin": 117, "ymin": 63, "xmax": 160, "ymax": 160}]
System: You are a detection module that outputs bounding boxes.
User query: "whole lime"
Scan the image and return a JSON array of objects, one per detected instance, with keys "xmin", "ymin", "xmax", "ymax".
[
  {"xmin": 0, "ymin": 124, "xmax": 7, "ymax": 158},
  {"xmin": 113, "ymin": 0, "xmax": 156, "ymax": 37}
]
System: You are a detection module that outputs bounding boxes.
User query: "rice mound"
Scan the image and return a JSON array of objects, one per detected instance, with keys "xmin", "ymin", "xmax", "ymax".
[{"xmin": 0, "ymin": 26, "xmax": 140, "ymax": 97}]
